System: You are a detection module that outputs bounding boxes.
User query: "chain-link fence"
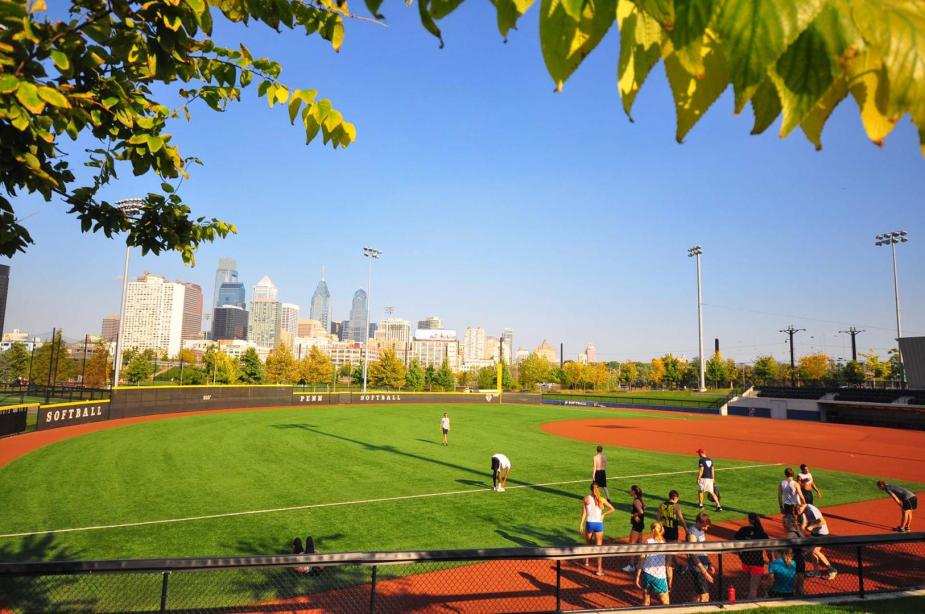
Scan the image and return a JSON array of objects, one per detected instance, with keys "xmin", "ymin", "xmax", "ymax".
[{"xmin": 1, "ymin": 533, "xmax": 922, "ymax": 613}]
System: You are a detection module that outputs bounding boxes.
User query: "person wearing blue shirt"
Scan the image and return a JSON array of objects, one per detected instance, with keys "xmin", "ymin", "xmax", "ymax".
[{"xmin": 768, "ymin": 551, "xmax": 797, "ymax": 598}]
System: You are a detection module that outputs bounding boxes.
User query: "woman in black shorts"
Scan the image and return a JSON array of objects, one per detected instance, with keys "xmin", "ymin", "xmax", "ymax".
[{"xmin": 622, "ymin": 485, "xmax": 646, "ymax": 572}]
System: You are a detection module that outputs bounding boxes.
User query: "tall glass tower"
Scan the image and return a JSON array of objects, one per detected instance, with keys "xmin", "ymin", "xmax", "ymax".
[
  {"xmin": 212, "ymin": 257, "xmax": 238, "ymax": 309},
  {"xmin": 347, "ymin": 289, "xmax": 368, "ymax": 342},
  {"xmin": 310, "ymin": 267, "xmax": 331, "ymax": 330}
]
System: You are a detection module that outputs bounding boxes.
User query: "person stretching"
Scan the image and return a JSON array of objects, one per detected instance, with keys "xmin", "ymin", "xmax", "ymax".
[
  {"xmin": 878, "ymin": 480, "xmax": 917, "ymax": 533},
  {"xmin": 799, "ymin": 503, "xmax": 837, "ymax": 579},
  {"xmin": 491, "ymin": 453, "xmax": 512, "ymax": 492}
]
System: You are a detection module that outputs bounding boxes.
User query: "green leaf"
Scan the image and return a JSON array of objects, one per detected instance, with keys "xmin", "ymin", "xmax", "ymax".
[
  {"xmin": 491, "ymin": 0, "xmax": 536, "ymax": 40},
  {"xmin": 668, "ymin": 0, "xmax": 719, "ymax": 76},
  {"xmin": 800, "ymin": 76, "xmax": 849, "ymax": 150},
  {"xmin": 663, "ymin": 36, "xmax": 730, "ymax": 142},
  {"xmin": 631, "ymin": 0, "xmax": 674, "ymax": 28},
  {"xmin": 852, "ymin": 0, "xmax": 925, "ymax": 118},
  {"xmin": 749, "ymin": 78, "xmax": 781, "ymax": 135},
  {"xmin": 364, "ymin": 0, "xmax": 385, "ymax": 19},
  {"xmin": 145, "ymin": 135, "xmax": 164, "ymax": 152},
  {"xmin": 617, "ymin": 0, "xmax": 663, "ymax": 119},
  {"xmin": 50, "ymin": 49, "xmax": 70, "ymax": 71},
  {"xmin": 428, "ymin": 0, "xmax": 466, "ymax": 19},
  {"xmin": 768, "ymin": 23, "xmax": 836, "ymax": 137},
  {"xmin": 418, "ymin": 0, "xmax": 446, "ymax": 47},
  {"xmin": 714, "ymin": 0, "xmax": 827, "ymax": 112},
  {"xmin": 14, "ymin": 81, "xmax": 45, "ymax": 114},
  {"xmin": 0, "ymin": 74, "xmax": 18, "ymax": 94},
  {"xmin": 37, "ymin": 85, "xmax": 70, "ymax": 108},
  {"xmin": 541, "ymin": 0, "xmax": 617, "ymax": 92}
]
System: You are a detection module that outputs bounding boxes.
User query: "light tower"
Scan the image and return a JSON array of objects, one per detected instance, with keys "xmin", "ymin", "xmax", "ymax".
[{"xmin": 687, "ymin": 245, "xmax": 705, "ymax": 392}]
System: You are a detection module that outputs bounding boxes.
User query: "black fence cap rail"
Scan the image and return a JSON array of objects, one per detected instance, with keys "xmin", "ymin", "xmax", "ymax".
[{"xmin": 0, "ymin": 532, "xmax": 920, "ymax": 576}]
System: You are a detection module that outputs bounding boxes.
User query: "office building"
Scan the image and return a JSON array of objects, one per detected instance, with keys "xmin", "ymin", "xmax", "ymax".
[
  {"xmin": 534, "ymin": 339, "xmax": 557, "ymax": 363},
  {"xmin": 376, "ymin": 318, "xmax": 412, "ymax": 346},
  {"xmin": 411, "ymin": 329, "xmax": 459, "ymax": 370},
  {"xmin": 339, "ymin": 319, "xmax": 350, "ymax": 341},
  {"xmin": 180, "ymin": 282, "xmax": 203, "ymax": 340},
  {"xmin": 0, "ymin": 264, "xmax": 8, "ymax": 337},
  {"xmin": 298, "ymin": 319, "xmax": 329, "ymax": 338},
  {"xmin": 581, "ymin": 343, "xmax": 597, "ymax": 364},
  {"xmin": 417, "ymin": 316, "xmax": 443, "ymax": 330},
  {"xmin": 309, "ymin": 269, "xmax": 331, "ymax": 331},
  {"xmin": 462, "ymin": 326, "xmax": 486, "ymax": 368},
  {"xmin": 248, "ymin": 299, "xmax": 281, "ymax": 349},
  {"xmin": 212, "ymin": 305, "xmax": 248, "ymax": 340},
  {"xmin": 101, "ymin": 315, "xmax": 120, "ymax": 341},
  {"xmin": 330, "ymin": 321, "xmax": 343, "ymax": 340},
  {"xmin": 253, "ymin": 275, "xmax": 278, "ymax": 301},
  {"xmin": 122, "ymin": 273, "xmax": 185, "ymax": 357},
  {"xmin": 216, "ymin": 282, "xmax": 246, "ymax": 309},
  {"xmin": 368, "ymin": 322, "xmax": 378, "ymax": 340},
  {"xmin": 212, "ymin": 257, "xmax": 238, "ymax": 309},
  {"xmin": 347, "ymin": 289, "xmax": 368, "ymax": 343},
  {"xmin": 281, "ymin": 303, "xmax": 300, "ymax": 339},
  {"xmin": 327, "ymin": 341, "xmax": 379, "ymax": 367},
  {"xmin": 501, "ymin": 328, "xmax": 513, "ymax": 364}
]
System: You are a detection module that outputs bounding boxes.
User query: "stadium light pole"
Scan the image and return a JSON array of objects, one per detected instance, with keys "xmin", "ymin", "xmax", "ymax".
[
  {"xmin": 688, "ymin": 246, "xmax": 706, "ymax": 392},
  {"xmin": 362, "ymin": 246, "xmax": 382, "ymax": 393},
  {"xmin": 112, "ymin": 198, "xmax": 146, "ymax": 388},
  {"xmin": 875, "ymin": 231, "xmax": 908, "ymax": 385}
]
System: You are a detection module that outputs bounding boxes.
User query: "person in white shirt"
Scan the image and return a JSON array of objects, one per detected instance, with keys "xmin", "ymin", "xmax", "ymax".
[
  {"xmin": 798, "ymin": 463, "xmax": 822, "ymax": 505},
  {"xmin": 440, "ymin": 412, "xmax": 450, "ymax": 446},
  {"xmin": 491, "ymin": 453, "xmax": 512, "ymax": 491},
  {"xmin": 799, "ymin": 503, "xmax": 837, "ymax": 579},
  {"xmin": 778, "ymin": 467, "xmax": 806, "ymax": 516},
  {"xmin": 635, "ymin": 521, "xmax": 672, "ymax": 605},
  {"xmin": 579, "ymin": 483, "xmax": 616, "ymax": 576}
]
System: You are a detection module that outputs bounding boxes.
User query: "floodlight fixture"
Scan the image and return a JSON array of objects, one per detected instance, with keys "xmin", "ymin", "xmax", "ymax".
[{"xmin": 875, "ymin": 230, "xmax": 909, "ymax": 384}]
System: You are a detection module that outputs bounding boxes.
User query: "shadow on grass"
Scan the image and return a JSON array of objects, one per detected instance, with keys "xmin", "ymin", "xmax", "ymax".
[{"xmin": 0, "ymin": 533, "xmax": 86, "ymax": 614}]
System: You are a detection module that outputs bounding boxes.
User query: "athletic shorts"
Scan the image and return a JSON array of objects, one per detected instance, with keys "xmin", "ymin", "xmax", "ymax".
[
  {"xmin": 586, "ymin": 521, "xmax": 604, "ymax": 534},
  {"xmin": 663, "ymin": 526, "xmax": 679, "ymax": 542},
  {"xmin": 641, "ymin": 571, "xmax": 669, "ymax": 595},
  {"xmin": 491, "ymin": 457, "xmax": 500, "ymax": 472},
  {"xmin": 698, "ymin": 478, "xmax": 714, "ymax": 494},
  {"xmin": 442, "ymin": 428, "xmax": 448, "ymax": 434},
  {"xmin": 803, "ymin": 490, "xmax": 814, "ymax": 505},
  {"xmin": 902, "ymin": 496, "xmax": 918, "ymax": 511},
  {"xmin": 690, "ymin": 566, "xmax": 710, "ymax": 594},
  {"xmin": 811, "ymin": 527, "xmax": 829, "ymax": 536},
  {"xmin": 593, "ymin": 469, "xmax": 607, "ymax": 488},
  {"xmin": 631, "ymin": 518, "xmax": 645, "ymax": 533},
  {"xmin": 742, "ymin": 564, "xmax": 765, "ymax": 575},
  {"xmin": 783, "ymin": 503, "xmax": 796, "ymax": 515}
]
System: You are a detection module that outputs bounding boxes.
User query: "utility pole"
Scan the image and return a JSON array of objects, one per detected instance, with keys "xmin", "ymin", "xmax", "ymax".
[
  {"xmin": 838, "ymin": 327, "xmax": 865, "ymax": 362},
  {"xmin": 688, "ymin": 246, "xmax": 706, "ymax": 391},
  {"xmin": 779, "ymin": 325, "xmax": 805, "ymax": 387},
  {"xmin": 560, "ymin": 343, "xmax": 564, "ymax": 370},
  {"xmin": 81, "ymin": 334, "xmax": 89, "ymax": 386}
]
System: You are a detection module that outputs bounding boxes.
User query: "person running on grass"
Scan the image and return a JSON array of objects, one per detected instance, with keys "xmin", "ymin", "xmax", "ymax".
[
  {"xmin": 778, "ymin": 467, "xmax": 806, "ymax": 517},
  {"xmin": 798, "ymin": 503, "xmax": 837, "ymax": 579},
  {"xmin": 440, "ymin": 412, "xmax": 450, "ymax": 446},
  {"xmin": 579, "ymin": 482, "xmax": 616, "ymax": 576},
  {"xmin": 622, "ymin": 485, "xmax": 647, "ymax": 572},
  {"xmin": 490, "ymin": 453, "xmax": 512, "ymax": 492},
  {"xmin": 696, "ymin": 448, "xmax": 722, "ymax": 511},
  {"xmin": 686, "ymin": 512, "xmax": 715, "ymax": 603},
  {"xmin": 798, "ymin": 463, "xmax": 822, "ymax": 505},
  {"xmin": 734, "ymin": 513, "xmax": 769, "ymax": 599},
  {"xmin": 878, "ymin": 480, "xmax": 917, "ymax": 533},
  {"xmin": 592, "ymin": 445, "xmax": 611, "ymax": 501},
  {"xmin": 635, "ymin": 521, "xmax": 672, "ymax": 606}
]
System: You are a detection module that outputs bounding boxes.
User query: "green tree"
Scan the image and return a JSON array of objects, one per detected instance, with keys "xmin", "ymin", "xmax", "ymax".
[
  {"xmin": 619, "ymin": 361, "xmax": 638, "ymax": 388},
  {"xmin": 368, "ymin": 347, "xmax": 406, "ymax": 390},
  {"xmin": 337, "ymin": 362, "xmax": 352, "ymax": 381},
  {"xmin": 561, "ymin": 361, "xmax": 587, "ymax": 390},
  {"xmin": 83, "ymin": 340, "xmax": 111, "ymax": 387},
  {"xmin": 752, "ymin": 355, "xmax": 780, "ymax": 385},
  {"xmin": 518, "ymin": 352, "xmax": 553, "ymax": 391},
  {"xmin": 586, "ymin": 363, "xmax": 609, "ymax": 390},
  {"xmin": 705, "ymin": 352, "xmax": 730, "ymax": 388},
  {"xmin": 123, "ymin": 351, "xmax": 154, "ymax": 384},
  {"xmin": 351, "ymin": 363, "xmax": 364, "ymax": 386},
  {"xmin": 681, "ymin": 358, "xmax": 700, "ymax": 389},
  {"xmin": 264, "ymin": 344, "xmax": 298, "ymax": 384},
  {"xmin": 843, "ymin": 360, "xmax": 866, "ymax": 385},
  {"xmin": 660, "ymin": 354, "xmax": 685, "ymax": 389},
  {"xmin": 500, "ymin": 360, "xmax": 514, "ymax": 391},
  {"xmin": 6, "ymin": 2, "xmax": 922, "ymax": 262},
  {"xmin": 860, "ymin": 352, "xmax": 891, "ymax": 382},
  {"xmin": 406, "ymin": 359, "xmax": 425, "ymax": 392},
  {"xmin": 238, "ymin": 347, "xmax": 265, "ymax": 384},
  {"xmin": 30, "ymin": 331, "xmax": 75, "ymax": 385},
  {"xmin": 477, "ymin": 366, "xmax": 496, "ymax": 390},
  {"xmin": 205, "ymin": 351, "xmax": 237, "ymax": 384},
  {"xmin": 298, "ymin": 345, "xmax": 334, "ymax": 386},
  {"xmin": 433, "ymin": 359, "xmax": 454, "ymax": 392},
  {"xmin": 0, "ymin": 341, "xmax": 30, "ymax": 382},
  {"xmin": 726, "ymin": 358, "xmax": 740, "ymax": 388},
  {"xmin": 424, "ymin": 365, "xmax": 436, "ymax": 390}
]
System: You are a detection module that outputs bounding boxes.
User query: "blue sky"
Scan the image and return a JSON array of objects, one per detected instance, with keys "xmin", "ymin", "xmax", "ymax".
[{"xmin": 5, "ymin": 4, "xmax": 924, "ymax": 363}]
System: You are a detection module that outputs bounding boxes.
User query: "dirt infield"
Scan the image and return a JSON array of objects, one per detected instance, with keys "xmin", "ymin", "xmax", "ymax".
[{"xmin": 541, "ymin": 413, "xmax": 925, "ymax": 482}]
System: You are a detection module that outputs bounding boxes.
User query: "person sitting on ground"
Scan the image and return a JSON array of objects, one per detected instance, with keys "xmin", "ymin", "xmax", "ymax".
[
  {"xmin": 734, "ymin": 513, "xmax": 769, "ymax": 599},
  {"xmin": 877, "ymin": 480, "xmax": 917, "ymax": 533},
  {"xmin": 798, "ymin": 503, "xmax": 837, "ymax": 579},
  {"xmin": 292, "ymin": 536, "xmax": 322, "ymax": 576},
  {"xmin": 767, "ymin": 549, "xmax": 797, "ymax": 599},
  {"xmin": 635, "ymin": 521, "xmax": 672, "ymax": 606}
]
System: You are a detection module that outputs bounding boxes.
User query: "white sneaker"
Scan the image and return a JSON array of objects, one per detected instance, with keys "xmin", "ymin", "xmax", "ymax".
[
  {"xmin": 621, "ymin": 564, "xmax": 635, "ymax": 572},
  {"xmin": 499, "ymin": 486, "xmax": 506, "ymax": 492}
]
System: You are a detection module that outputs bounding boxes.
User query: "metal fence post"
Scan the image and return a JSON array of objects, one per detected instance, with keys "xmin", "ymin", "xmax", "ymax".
[
  {"xmin": 370, "ymin": 565, "xmax": 378, "ymax": 613},
  {"xmin": 555, "ymin": 559, "xmax": 561, "ymax": 612},
  {"xmin": 159, "ymin": 571, "xmax": 170, "ymax": 613},
  {"xmin": 717, "ymin": 552, "xmax": 724, "ymax": 606},
  {"xmin": 856, "ymin": 546, "xmax": 865, "ymax": 598}
]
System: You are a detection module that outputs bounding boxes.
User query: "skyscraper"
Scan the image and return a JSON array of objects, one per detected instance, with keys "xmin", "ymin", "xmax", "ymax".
[
  {"xmin": 216, "ymin": 282, "xmax": 246, "ymax": 308},
  {"xmin": 180, "ymin": 282, "xmax": 203, "ymax": 340},
  {"xmin": 281, "ymin": 303, "xmax": 300, "ymax": 338},
  {"xmin": 347, "ymin": 289, "xmax": 368, "ymax": 342},
  {"xmin": 310, "ymin": 268, "xmax": 331, "ymax": 331},
  {"xmin": 501, "ymin": 328, "xmax": 514, "ymax": 364},
  {"xmin": 417, "ymin": 316, "xmax": 443, "ymax": 330},
  {"xmin": 212, "ymin": 257, "xmax": 238, "ymax": 309},
  {"xmin": 248, "ymin": 276, "xmax": 281, "ymax": 349},
  {"xmin": 252, "ymin": 276, "xmax": 278, "ymax": 301},
  {"xmin": 0, "ymin": 264, "xmax": 8, "ymax": 336},
  {"xmin": 122, "ymin": 274, "xmax": 186, "ymax": 356},
  {"xmin": 101, "ymin": 315, "xmax": 120, "ymax": 342},
  {"xmin": 377, "ymin": 318, "xmax": 412, "ymax": 346},
  {"xmin": 212, "ymin": 306, "xmax": 248, "ymax": 340},
  {"xmin": 463, "ymin": 326, "xmax": 486, "ymax": 367}
]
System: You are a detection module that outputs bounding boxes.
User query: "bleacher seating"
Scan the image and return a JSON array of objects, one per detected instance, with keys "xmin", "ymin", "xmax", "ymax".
[
  {"xmin": 755, "ymin": 387, "xmax": 827, "ymax": 400},
  {"xmin": 832, "ymin": 389, "xmax": 905, "ymax": 403}
]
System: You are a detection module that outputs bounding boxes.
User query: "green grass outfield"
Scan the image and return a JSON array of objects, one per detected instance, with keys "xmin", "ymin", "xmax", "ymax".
[{"xmin": 0, "ymin": 403, "xmax": 912, "ymax": 564}]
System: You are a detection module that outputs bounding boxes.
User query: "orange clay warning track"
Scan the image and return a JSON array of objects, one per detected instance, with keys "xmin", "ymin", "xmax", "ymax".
[{"xmin": 542, "ymin": 413, "xmax": 925, "ymax": 482}]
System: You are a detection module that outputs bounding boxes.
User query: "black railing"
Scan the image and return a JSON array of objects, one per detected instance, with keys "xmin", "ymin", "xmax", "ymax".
[
  {"xmin": 1, "ymin": 532, "xmax": 919, "ymax": 612},
  {"xmin": 0, "ymin": 384, "xmax": 110, "ymax": 405}
]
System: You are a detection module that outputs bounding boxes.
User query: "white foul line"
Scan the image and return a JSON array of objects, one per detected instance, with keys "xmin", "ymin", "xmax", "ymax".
[{"xmin": 0, "ymin": 463, "xmax": 780, "ymax": 539}]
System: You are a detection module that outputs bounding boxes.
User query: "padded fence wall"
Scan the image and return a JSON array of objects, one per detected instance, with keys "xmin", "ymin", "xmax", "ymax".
[{"xmin": 110, "ymin": 386, "xmax": 294, "ymax": 419}]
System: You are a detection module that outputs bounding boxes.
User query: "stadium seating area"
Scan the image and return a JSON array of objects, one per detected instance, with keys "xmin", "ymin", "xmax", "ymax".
[
  {"xmin": 755, "ymin": 386, "xmax": 827, "ymax": 399},
  {"xmin": 832, "ymin": 389, "xmax": 907, "ymax": 403}
]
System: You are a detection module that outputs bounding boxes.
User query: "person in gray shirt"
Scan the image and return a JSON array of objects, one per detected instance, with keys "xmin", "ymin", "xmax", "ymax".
[{"xmin": 878, "ymin": 481, "xmax": 917, "ymax": 533}]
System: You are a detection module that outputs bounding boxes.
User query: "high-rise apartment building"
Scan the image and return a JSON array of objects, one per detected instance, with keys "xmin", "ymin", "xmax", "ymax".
[
  {"xmin": 101, "ymin": 315, "xmax": 120, "ymax": 341},
  {"xmin": 122, "ymin": 274, "xmax": 185, "ymax": 356},
  {"xmin": 212, "ymin": 257, "xmax": 238, "ymax": 309},
  {"xmin": 584, "ymin": 343, "xmax": 597, "ymax": 363},
  {"xmin": 253, "ymin": 276, "xmax": 279, "ymax": 301},
  {"xmin": 501, "ymin": 328, "xmax": 514, "ymax": 364},
  {"xmin": 216, "ymin": 282, "xmax": 246, "ymax": 308},
  {"xmin": 411, "ymin": 329, "xmax": 459, "ymax": 370},
  {"xmin": 376, "ymin": 318, "xmax": 412, "ymax": 346},
  {"xmin": 247, "ymin": 299, "xmax": 281, "ymax": 349},
  {"xmin": 0, "ymin": 264, "xmax": 8, "ymax": 337},
  {"xmin": 462, "ymin": 326, "xmax": 486, "ymax": 367},
  {"xmin": 180, "ymin": 282, "xmax": 203, "ymax": 340},
  {"xmin": 281, "ymin": 303, "xmax": 300, "ymax": 339},
  {"xmin": 347, "ymin": 289, "xmax": 368, "ymax": 343},
  {"xmin": 309, "ymin": 269, "xmax": 331, "ymax": 331},
  {"xmin": 417, "ymin": 316, "xmax": 443, "ymax": 330},
  {"xmin": 212, "ymin": 306, "xmax": 248, "ymax": 340}
]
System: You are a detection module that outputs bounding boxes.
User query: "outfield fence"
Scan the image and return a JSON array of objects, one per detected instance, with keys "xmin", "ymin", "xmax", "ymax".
[
  {"xmin": 542, "ymin": 392, "xmax": 729, "ymax": 413},
  {"xmin": 0, "ymin": 533, "xmax": 921, "ymax": 613}
]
